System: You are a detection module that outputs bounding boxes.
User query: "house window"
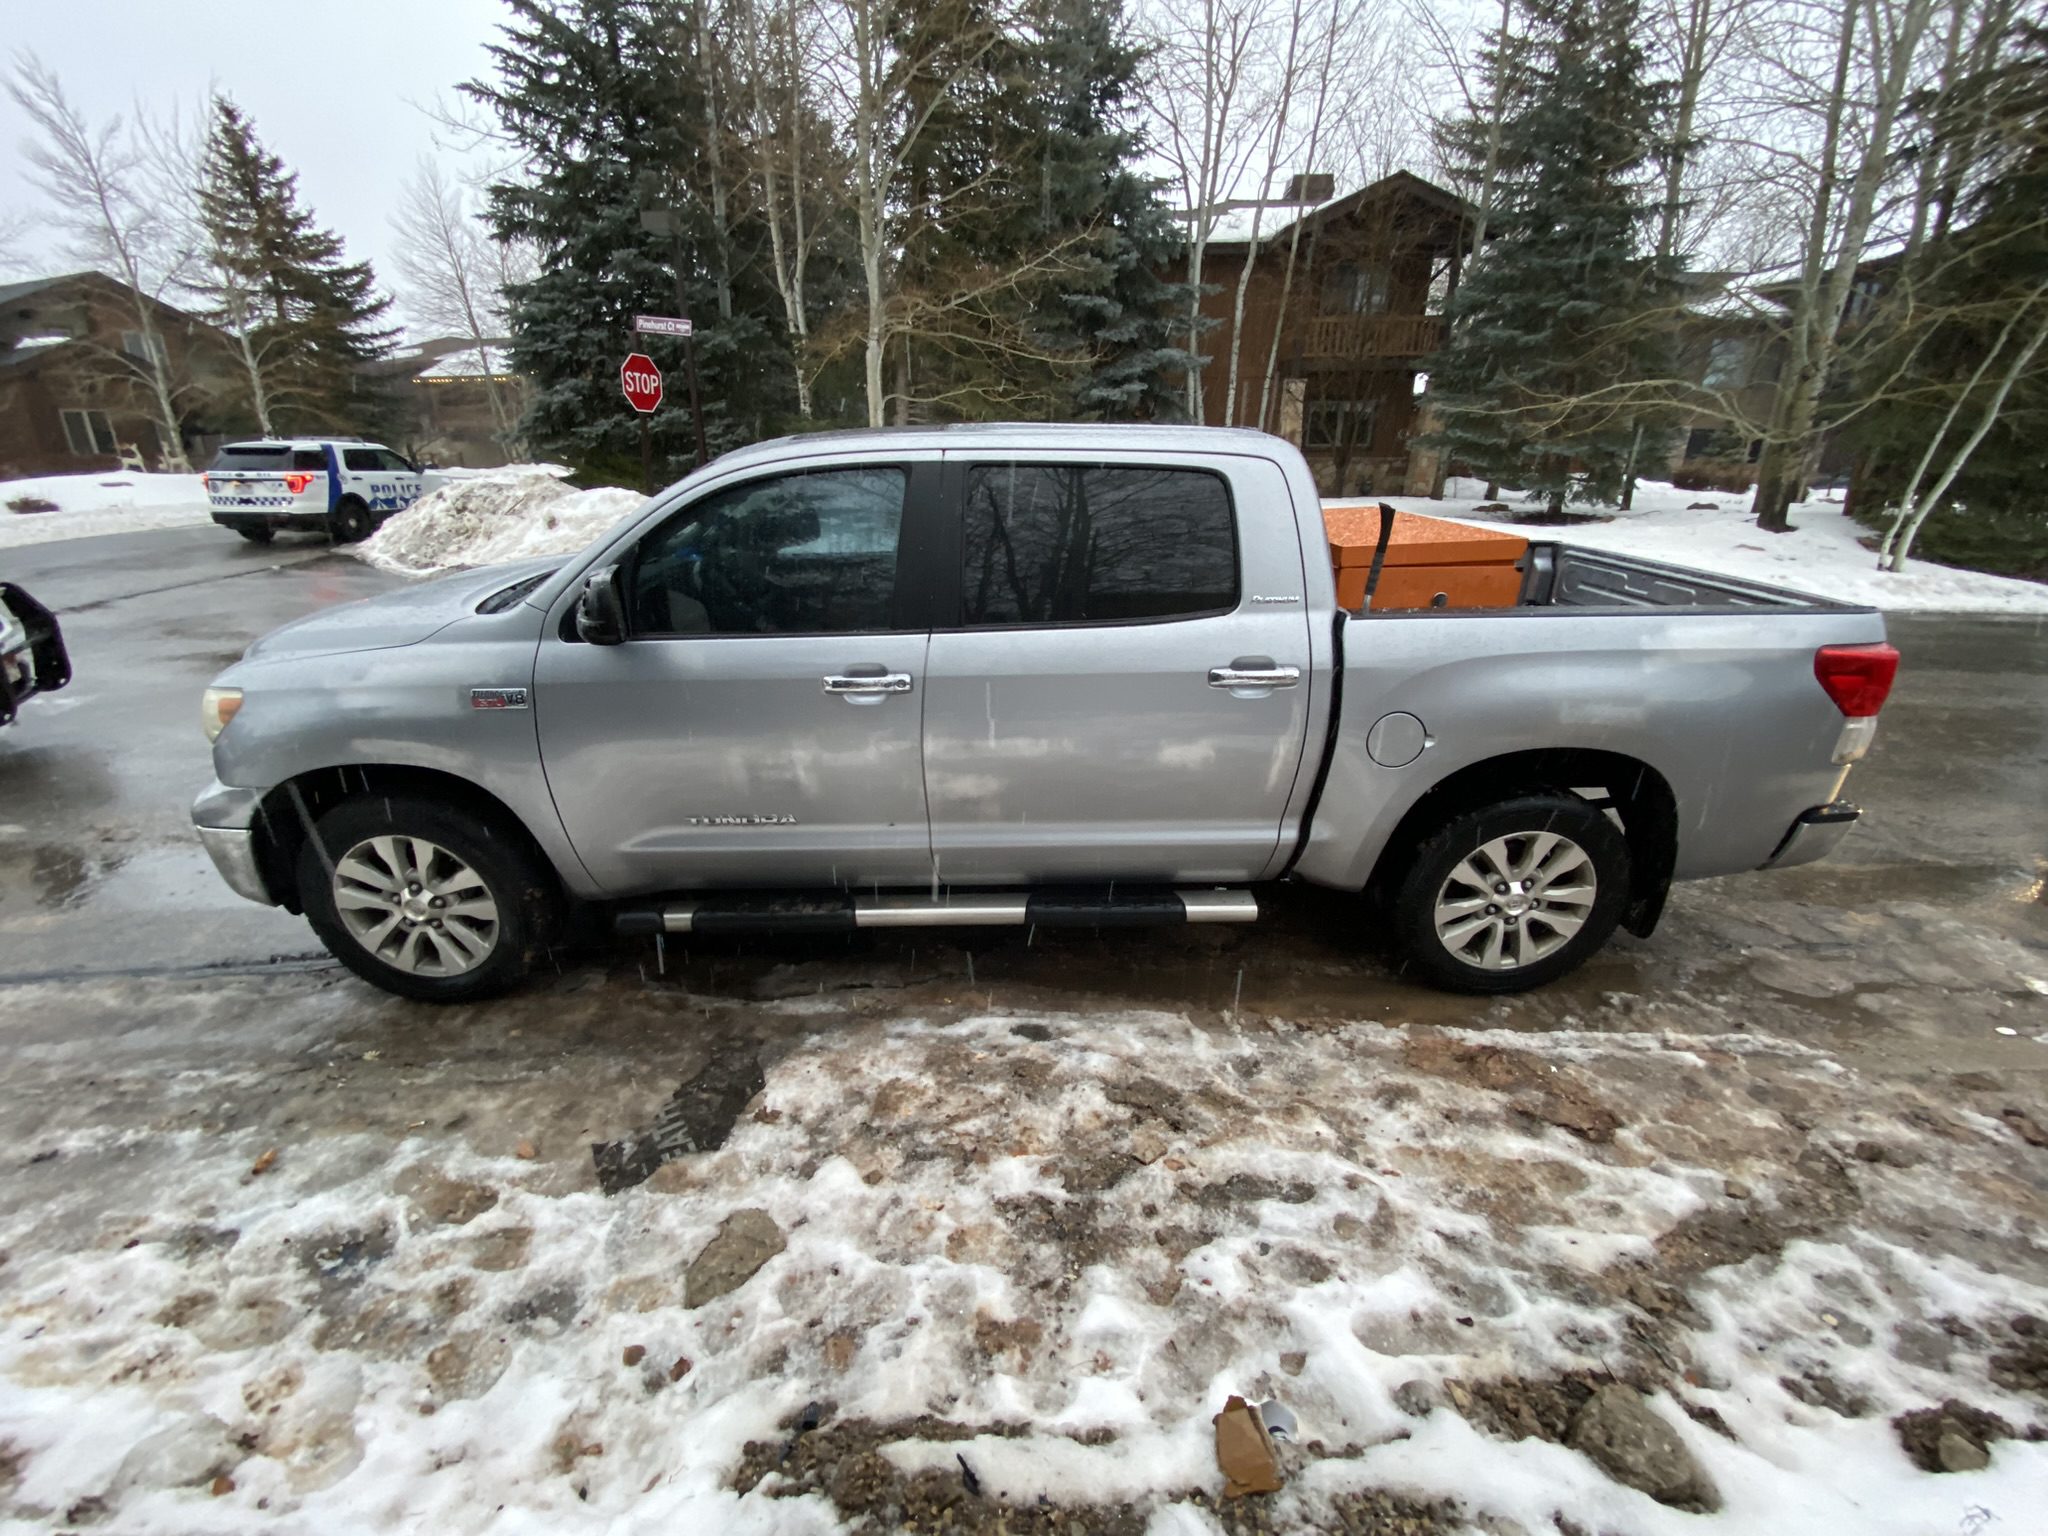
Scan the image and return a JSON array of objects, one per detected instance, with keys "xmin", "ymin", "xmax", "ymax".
[
  {"xmin": 1304, "ymin": 399, "xmax": 1378, "ymax": 453},
  {"xmin": 60, "ymin": 408, "xmax": 117, "ymax": 456},
  {"xmin": 1701, "ymin": 337, "xmax": 1750, "ymax": 390},
  {"xmin": 1320, "ymin": 262, "xmax": 1389, "ymax": 315},
  {"xmin": 119, "ymin": 330, "xmax": 164, "ymax": 365}
]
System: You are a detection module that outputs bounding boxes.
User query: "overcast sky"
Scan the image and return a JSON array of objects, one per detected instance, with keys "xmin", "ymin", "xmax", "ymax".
[{"xmin": 3, "ymin": 0, "xmax": 511, "ymax": 333}]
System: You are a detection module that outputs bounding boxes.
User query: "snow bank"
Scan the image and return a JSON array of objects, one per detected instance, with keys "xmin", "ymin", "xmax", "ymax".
[
  {"xmin": 354, "ymin": 468, "xmax": 644, "ymax": 576},
  {"xmin": 1369, "ymin": 482, "xmax": 2048, "ymax": 614},
  {"xmin": 0, "ymin": 472, "xmax": 213, "ymax": 550}
]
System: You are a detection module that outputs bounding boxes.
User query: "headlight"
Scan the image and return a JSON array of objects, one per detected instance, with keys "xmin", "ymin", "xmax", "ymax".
[{"xmin": 201, "ymin": 686, "xmax": 244, "ymax": 743}]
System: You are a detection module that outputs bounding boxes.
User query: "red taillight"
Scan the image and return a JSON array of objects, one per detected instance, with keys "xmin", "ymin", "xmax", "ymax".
[
  {"xmin": 199, "ymin": 473, "xmax": 209, "ymax": 490},
  {"xmin": 1815, "ymin": 643, "xmax": 1899, "ymax": 717},
  {"xmin": 282, "ymin": 472, "xmax": 315, "ymax": 494}
]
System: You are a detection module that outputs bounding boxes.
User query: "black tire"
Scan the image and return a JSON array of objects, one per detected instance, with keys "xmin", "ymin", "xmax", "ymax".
[
  {"xmin": 327, "ymin": 497, "xmax": 374, "ymax": 544},
  {"xmin": 235, "ymin": 525, "xmax": 275, "ymax": 544},
  {"xmin": 1391, "ymin": 793, "xmax": 1630, "ymax": 994},
  {"xmin": 297, "ymin": 794, "xmax": 557, "ymax": 1003}
]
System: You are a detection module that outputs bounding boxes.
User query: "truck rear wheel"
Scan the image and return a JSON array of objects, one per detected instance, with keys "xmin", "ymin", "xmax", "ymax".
[
  {"xmin": 234, "ymin": 525, "xmax": 275, "ymax": 544},
  {"xmin": 1391, "ymin": 794, "xmax": 1629, "ymax": 994},
  {"xmin": 297, "ymin": 795, "xmax": 555, "ymax": 1003}
]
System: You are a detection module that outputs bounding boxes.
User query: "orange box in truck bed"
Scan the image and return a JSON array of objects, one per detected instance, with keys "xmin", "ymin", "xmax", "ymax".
[{"xmin": 1322, "ymin": 502, "xmax": 1530, "ymax": 611}]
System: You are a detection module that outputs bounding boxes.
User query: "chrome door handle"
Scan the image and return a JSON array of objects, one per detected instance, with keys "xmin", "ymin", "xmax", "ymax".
[
  {"xmin": 822, "ymin": 673, "xmax": 913, "ymax": 694},
  {"xmin": 1208, "ymin": 666, "xmax": 1300, "ymax": 689}
]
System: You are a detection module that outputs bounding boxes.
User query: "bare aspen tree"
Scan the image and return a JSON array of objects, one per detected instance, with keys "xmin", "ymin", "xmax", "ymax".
[
  {"xmin": 1650, "ymin": 0, "xmax": 1753, "ymax": 263},
  {"xmin": 205, "ymin": 256, "xmax": 280, "ymax": 436},
  {"xmin": 688, "ymin": 0, "xmax": 737, "ymax": 322},
  {"xmin": 390, "ymin": 158, "xmax": 531, "ymax": 453},
  {"xmin": 832, "ymin": 0, "xmax": 1013, "ymax": 425},
  {"xmin": 9, "ymin": 55, "xmax": 199, "ymax": 470},
  {"xmin": 1747, "ymin": 0, "xmax": 1938, "ymax": 532},
  {"xmin": 738, "ymin": 0, "xmax": 826, "ymax": 415},
  {"xmin": 1880, "ymin": 283, "xmax": 2048, "ymax": 569},
  {"xmin": 1220, "ymin": 0, "xmax": 1313, "ymax": 428},
  {"xmin": 1411, "ymin": 0, "xmax": 1516, "ymax": 268},
  {"xmin": 1254, "ymin": 0, "xmax": 1347, "ymax": 431},
  {"xmin": 1149, "ymin": 0, "xmax": 1275, "ymax": 420}
]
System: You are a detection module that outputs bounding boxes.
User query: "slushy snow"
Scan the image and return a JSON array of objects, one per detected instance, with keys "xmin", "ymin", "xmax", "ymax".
[
  {"xmin": 1369, "ymin": 480, "xmax": 2048, "ymax": 614},
  {"xmin": 0, "ymin": 472, "xmax": 213, "ymax": 550},
  {"xmin": 353, "ymin": 469, "xmax": 645, "ymax": 576},
  {"xmin": 0, "ymin": 1002, "xmax": 2040, "ymax": 1533}
]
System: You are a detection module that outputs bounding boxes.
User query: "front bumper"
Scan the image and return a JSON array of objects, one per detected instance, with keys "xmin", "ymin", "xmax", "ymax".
[
  {"xmin": 1760, "ymin": 801, "xmax": 1861, "ymax": 870},
  {"xmin": 192, "ymin": 780, "xmax": 277, "ymax": 905}
]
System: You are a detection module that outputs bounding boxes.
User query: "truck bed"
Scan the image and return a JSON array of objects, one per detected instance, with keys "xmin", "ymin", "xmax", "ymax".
[
  {"xmin": 1322, "ymin": 503, "xmax": 1859, "ymax": 616},
  {"xmin": 1518, "ymin": 543, "xmax": 1852, "ymax": 612}
]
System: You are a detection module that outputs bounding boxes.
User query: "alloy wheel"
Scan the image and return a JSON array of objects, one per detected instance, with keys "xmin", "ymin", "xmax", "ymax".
[
  {"xmin": 1432, "ymin": 830, "xmax": 1598, "ymax": 970},
  {"xmin": 330, "ymin": 834, "xmax": 501, "ymax": 977}
]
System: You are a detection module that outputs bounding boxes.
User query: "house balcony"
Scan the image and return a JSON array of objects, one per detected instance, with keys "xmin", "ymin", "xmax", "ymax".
[{"xmin": 1300, "ymin": 313, "xmax": 1445, "ymax": 362}]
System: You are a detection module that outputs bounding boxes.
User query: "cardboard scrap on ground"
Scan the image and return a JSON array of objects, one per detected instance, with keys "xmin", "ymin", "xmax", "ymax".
[{"xmin": 1213, "ymin": 1394, "xmax": 1283, "ymax": 1497}]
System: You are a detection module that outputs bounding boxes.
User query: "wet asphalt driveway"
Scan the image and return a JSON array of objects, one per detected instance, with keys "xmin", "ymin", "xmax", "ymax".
[{"xmin": 0, "ymin": 523, "xmax": 2043, "ymax": 1080}]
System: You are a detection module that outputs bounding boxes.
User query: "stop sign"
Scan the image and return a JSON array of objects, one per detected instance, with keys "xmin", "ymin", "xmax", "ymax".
[{"xmin": 620, "ymin": 352, "xmax": 664, "ymax": 414}]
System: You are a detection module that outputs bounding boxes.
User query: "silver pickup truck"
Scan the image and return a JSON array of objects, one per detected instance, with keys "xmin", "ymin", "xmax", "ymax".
[{"xmin": 191, "ymin": 425, "xmax": 1899, "ymax": 1003}]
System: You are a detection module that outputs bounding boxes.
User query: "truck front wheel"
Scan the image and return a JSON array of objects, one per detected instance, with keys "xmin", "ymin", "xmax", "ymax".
[
  {"xmin": 1392, "ymin": 794, "xmax": 1630, "ymax": 994},
  {"xmin": 297, "ymin": 795, "xmax": 555, "ymax": 1003}
]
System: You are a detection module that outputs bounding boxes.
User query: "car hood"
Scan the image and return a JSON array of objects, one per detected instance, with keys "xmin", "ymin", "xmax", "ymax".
[{"xmin": 242, "ymin": 557, "xmax": 562, "ymax": 661}]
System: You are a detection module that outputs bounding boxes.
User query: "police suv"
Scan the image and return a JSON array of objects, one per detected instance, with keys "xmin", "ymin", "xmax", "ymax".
[{"xmin": 204, "ymin": 438, "xmax": 430, "ymax": 544}]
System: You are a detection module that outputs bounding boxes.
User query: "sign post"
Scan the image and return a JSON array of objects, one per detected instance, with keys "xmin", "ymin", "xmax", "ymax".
[
  {"xmin": 634, "ymin": 312, "xmax": 707, "ymax": 470},
  {"xmin": 620, "ymin": 352, "xmax": 664, "ymax": 494}
]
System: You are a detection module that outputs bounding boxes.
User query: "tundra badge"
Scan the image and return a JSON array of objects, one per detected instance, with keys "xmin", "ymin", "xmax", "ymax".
[{"xmin": 470, "ymin": 687, "xmax": 530, "ymax": 710}]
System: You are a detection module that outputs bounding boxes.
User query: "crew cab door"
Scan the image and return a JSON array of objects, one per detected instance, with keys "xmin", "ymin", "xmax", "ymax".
[
  {"xmin": 920, "ymin": 452, "xmax": 1316, "ymax": 884},
  {"xmin": 533, "ymin": 458, "xmax": 937, "ymax": 895},
  {"xmin": 339, "ymin": 446, "xmax": 426, "ymax": 518}
]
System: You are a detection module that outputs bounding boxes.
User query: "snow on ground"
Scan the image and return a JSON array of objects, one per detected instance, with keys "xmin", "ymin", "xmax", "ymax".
[
  {"xmin": 0, "ymin": 998, "xmax": 2041, "ymax": 1533},
  {"xmin": 1368, "ymin": 480, "xmax": 2048, "ymax": 614},
  {"xmin": 354, "ymin": 469, "xmax": 644, "ymax": 576},
  {"xmin": 0, "ymin": 473, "xmax": 213, "ymax": 551}
]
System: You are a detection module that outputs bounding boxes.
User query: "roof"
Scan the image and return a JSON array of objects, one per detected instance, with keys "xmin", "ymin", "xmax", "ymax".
[
  {"xmin": 415, "ymin": 345, "xmax": 516, "ymax": 382},
  {"xmin": 722, "ymin": 422, "xmax": 1292, "ymax": 468},
  {"xmin": 220, "ymin": 438, "xmax": 385, "ymax": 451},
  {"xmin": 0, "ymin": 271, "xmax": 103, "ymax": 308},
  {"xmin": 1, "ymin": 334, "xmax": 84, "ymax": 374},
  {"xmin": 1199, "ymin": 170, "xmax": 1470, "ymax": 250}
]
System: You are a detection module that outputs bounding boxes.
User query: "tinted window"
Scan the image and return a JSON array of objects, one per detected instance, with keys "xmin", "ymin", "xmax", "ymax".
[
  {"xmin": 628, "ymin": 466, "xmax": 907, "ymax": 637},
  {"xmin": 211, "ymin": 446, "xmax": 290, "ymax": 471},
  {"xmin": 343, "ymin": 448, "xmax": 380, "ymax": 471},
  {"xmin": 293, "ymin": 449, "xmax": 327, "ymax": 472},
  {"xmin": 376, "ymin": 449, "xmax": 415, "ymax": 474},
  {"xmin": 960, "ymin": 464, "xmax": 1237, "ymax": 626}
]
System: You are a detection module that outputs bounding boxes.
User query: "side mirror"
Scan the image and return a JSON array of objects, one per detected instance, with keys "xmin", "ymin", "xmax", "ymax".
[{"xmin": 576, "ymin": 565, "xmax": 627, "ymax": 645}]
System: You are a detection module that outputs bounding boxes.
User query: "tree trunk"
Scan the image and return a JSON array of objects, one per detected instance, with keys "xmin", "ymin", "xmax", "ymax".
[
  {"xmin": 697, "ymin": 0, "xmax": 734, "ymax": 323},
  {"xmin": 1752, "ymin": 0, "xmax": 1935, "ymax": 534}
]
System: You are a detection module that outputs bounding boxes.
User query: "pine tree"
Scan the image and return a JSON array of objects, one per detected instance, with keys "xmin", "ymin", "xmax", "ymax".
[
  {"xmin": 197, "ymin": 97, "xmax": 399, "ymax": 431},
  {"xmin": 882, "ymin": 0, "xmax": 1191, "ymax": 421},
  {"xmin": 1425, "ymin": 0, "xmax": 1678, "ymax": 512},
  {"xmin": 1021, "ymin": 0, "xmax": 1195, "ymax": 420},
  {"xmin": 465, "ymin": 0, "xmax": 795, "ymax": 482}
]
